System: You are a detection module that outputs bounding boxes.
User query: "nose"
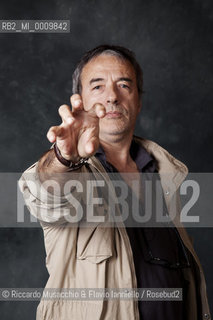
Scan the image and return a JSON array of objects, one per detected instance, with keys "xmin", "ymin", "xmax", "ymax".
[{"xmin": 106, "ymin": 84, "xmax": 119, "ymax": 105}]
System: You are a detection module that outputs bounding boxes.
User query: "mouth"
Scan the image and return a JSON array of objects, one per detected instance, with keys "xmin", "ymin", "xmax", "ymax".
[{"xmin": 105, "ymin": 111, "xmax": 122, "ymax": 118}]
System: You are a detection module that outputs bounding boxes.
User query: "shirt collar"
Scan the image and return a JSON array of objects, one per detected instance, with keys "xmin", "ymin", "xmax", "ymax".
[{"xmin": 95, "ymin": 139, "xmax": 156, "ymax": 172}]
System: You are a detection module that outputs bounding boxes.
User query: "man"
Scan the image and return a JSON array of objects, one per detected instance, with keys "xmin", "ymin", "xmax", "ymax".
[{"xmin": 19, "ymin": 45, "xmax": 210, "ymax": 320}]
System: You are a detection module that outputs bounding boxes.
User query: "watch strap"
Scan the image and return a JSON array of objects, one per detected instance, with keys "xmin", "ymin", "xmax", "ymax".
[{"xmin": 53, "ymin": 143, "xmax": 88, "ymax": 170}]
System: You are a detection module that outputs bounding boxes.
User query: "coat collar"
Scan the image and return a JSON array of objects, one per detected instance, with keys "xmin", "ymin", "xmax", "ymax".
[
  {"xmin": 133, "ymin": 136, "xmax": 188, "ymax": 190},
  {"xmin": 88, "ymin": 136, "xmax": 188, "ymax": 193}
]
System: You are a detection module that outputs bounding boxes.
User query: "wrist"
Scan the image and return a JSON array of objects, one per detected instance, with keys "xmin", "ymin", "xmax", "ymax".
[{"xmin": 53, "ymin": 143, "xmax": 88, "ymax": 170}]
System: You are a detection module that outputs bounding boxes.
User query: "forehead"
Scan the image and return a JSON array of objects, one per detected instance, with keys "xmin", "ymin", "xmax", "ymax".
[{"xmin": 80, "ymin": 54, "xmax": 137, "ymax": 83}]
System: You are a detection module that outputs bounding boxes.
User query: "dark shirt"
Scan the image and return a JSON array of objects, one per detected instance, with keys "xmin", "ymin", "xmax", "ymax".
[{"xmin": 95, "ymin": 140, "xmax": 191, "ymax": 320}]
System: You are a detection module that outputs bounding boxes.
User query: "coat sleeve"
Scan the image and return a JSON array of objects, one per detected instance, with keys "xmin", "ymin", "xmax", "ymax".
[{"xmin": 18, "ymin": 161, "xmax": 86, "ymax": 225}]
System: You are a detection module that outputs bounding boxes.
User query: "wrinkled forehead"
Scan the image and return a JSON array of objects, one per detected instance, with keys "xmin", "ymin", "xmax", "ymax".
[{"xmin": 80, "ymin": 53, "xmax": 137, "ymax": 83}]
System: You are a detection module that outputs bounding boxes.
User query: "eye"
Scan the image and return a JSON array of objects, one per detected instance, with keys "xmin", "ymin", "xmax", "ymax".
[
  {"xmin": 119, "ymin": 83, "xmax": 129, "ymax": 89},
  {"xmin": 93, "ymin": 85, "xmax": 102, "ymax": 90}
]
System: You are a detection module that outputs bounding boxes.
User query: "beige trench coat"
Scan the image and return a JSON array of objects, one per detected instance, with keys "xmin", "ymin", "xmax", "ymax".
[{"xmin": 19, "ymin": 137, "xmax": 211, "ymax": 320}]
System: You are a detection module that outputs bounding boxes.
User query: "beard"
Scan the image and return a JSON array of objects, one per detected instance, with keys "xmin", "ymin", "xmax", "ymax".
[
  {"xmin": 99, "ymin": 116, "xmax": 134, "ymax": 143},
  {"xmin": 99, "ymin": 102, "xmax": 139, "ymax": 141}
]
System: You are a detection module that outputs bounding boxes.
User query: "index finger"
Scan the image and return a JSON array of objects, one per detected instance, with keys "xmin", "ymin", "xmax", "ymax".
[
  {"xmin": 58, "ymin": 104, "xmax": 74, "ymax": 124},
  {"xmin": 70, "ymin": 94, "xmax": 84, "ymax": 112}
]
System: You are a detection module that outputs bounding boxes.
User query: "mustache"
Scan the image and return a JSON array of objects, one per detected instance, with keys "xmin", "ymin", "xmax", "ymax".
[{"xmin": 105, "ymin": 104, "xmax": 127, "ymax": 115}]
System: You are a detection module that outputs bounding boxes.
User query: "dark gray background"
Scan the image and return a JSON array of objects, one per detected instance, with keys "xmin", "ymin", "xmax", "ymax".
[{"xmin": 0, "ymin": 0, "xmax": 212, "ymax": 318}]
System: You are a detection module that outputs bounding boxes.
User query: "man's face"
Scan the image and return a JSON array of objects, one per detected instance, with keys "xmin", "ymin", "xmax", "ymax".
[{"xmin": 80, "ymin": 54, "xmax": 141, "ymax": 141}]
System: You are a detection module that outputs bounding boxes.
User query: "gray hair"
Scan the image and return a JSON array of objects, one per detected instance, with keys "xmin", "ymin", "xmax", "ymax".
[{"xmin": 72, "ymin": 45, "xmax": 143, "ymax": 97}]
